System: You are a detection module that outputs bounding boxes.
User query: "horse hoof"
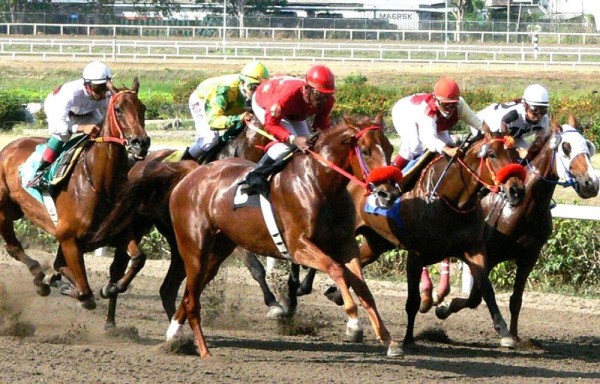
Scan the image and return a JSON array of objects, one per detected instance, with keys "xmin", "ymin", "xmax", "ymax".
[
  {"xmin": 386, "ymin": 342, "xmax": 404, "ymax": 357},
  {"xmin": 104, "ymin": 322, "xmax": 116, "ymax": 332},
  {"xmin": 80, "ymin": 298, "xmax": 97, "ymax": 310},
  {"xmin": 33, "ymin": 278, "xmax": 51, "ymax": 297},
  {"xmin": 345, "ymin": 327, "xmax": 364, "ymax": 343},
  {"xmin": 323, "ymin": 285, "xmax": 344, "ymax": 306},
  {"xmin": 419, "ymin": 297, "xmax": 433, "ymax": 313},
  {"xmin": 500, "ymin": 336, "xmax": 516, "ymax": 349},
  {"xmin": 267, "ymin": 305, "xmax": 286, "ymax": 319},
  {"xmin": 435, "ymin": 304, "xmax": 451, "ymax": 320}
]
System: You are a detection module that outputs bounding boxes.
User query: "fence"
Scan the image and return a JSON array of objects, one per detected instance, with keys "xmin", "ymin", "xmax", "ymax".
[
  {"xmin": 2, "ymin": 37, "xmax": 600, "ymax": 67},
  {"xmin": 1, "ymin": 22, "xmax": 600, "ymax": 45}
]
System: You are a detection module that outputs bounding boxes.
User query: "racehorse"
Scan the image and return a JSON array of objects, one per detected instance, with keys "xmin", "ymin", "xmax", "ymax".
[
  {"xmin": 95, "ymin": 115, "xmax": 396, "ymax": 331},
  {"xmin": 0, "ymin": 79, "xmax": 150, "ymax": 309},
  {"xmin": 166, "ymin": 118, "xmax": 403, "ymax": 358},
  {"xmin": 432, "ymin": 114, "xmax": 599, "ymax": 341},
  {"xmin": 265, "ymin": 124, "xmax": 528, "ymax": 348},
  {"xmin": 94, "ymin": 120, "xmax": 270, "ymax": 329}
]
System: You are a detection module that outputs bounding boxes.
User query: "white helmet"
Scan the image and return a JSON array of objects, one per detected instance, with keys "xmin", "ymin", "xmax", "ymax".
[
  {"xmin": 82, "ymin": 61, "xmax": 112, "ymax": 84},
  {"xmin": 522, "ymin": 84, "xmax": 549, "ymax": 107}
]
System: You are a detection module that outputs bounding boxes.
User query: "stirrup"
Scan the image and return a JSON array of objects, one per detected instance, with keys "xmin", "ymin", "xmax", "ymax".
[{"xmin": 26, "ymin": 172, "xmax": 48, "ymax": 190}]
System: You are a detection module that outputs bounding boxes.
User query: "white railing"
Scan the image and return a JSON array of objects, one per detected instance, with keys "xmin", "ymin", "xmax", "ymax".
[
  {"xmin": 2, "ymin": 22, "xmax": 600, "ymax": 45},
  {"xmin": 2, "ymin": 37, "xmax": 600, "ymax": 66}
]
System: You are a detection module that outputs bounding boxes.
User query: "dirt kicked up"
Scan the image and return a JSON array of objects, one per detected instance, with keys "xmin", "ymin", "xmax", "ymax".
[{"xmin": 0, "ymin": 249, "xmax": 598, "ymax": 383}]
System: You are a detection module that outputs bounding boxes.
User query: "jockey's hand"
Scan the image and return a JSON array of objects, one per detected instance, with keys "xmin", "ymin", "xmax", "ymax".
[
  {"xmin": 442, "ymin": 146, "xmax": 459, "ymax": 158},
  {"xmin": 517, "ymin": 147, "xmax": 528, "ymax": 159},
  {"xmin": 291, "ymin": 136, "xmax": 310, "ymax": 152},
  {"xmin": 81, "ymin": 124, "xmax": 100, "ymax": 137},
  {"xmin": 240, "ymin": 111, "xmax": 254, "ymax": 124}
]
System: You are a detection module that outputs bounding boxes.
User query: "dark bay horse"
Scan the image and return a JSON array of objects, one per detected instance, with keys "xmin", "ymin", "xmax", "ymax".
[
  {"xmin": 0, "ymin": 79, "xmax": 150, "ymax": 309},
  {"xmin": 433, "ymin": 115, "xmax": 599, "ymax": 341},
  {"xmin": 167, "ymin": 119, "xmax": 403, "ymax": 358}
]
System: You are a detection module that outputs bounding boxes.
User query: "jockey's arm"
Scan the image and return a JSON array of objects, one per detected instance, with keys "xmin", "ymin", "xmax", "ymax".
[
  {"xmin": 419, "ymin": 115, "xmax": 449, "ymax": 154},
  {"xmin": 264, "ymin": 103, "xmax": 293, "ymax": 143},
  {"xmin": 458, "ymin": 98, "xmax": 484, "ymax": 133},
  {"xmin": 206, "ymin": 91, "xmax": 247, "ymax": 131}
]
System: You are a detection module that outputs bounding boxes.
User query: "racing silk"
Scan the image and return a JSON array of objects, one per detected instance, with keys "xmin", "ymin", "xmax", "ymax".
[
  {"xmin": 194, "ymin": 74, "xmax": 247, "ymax": 130},
  {"xmin": 44, "ymin": 78, "xmax": 110, "ymax": 135},
  {"xmin": 391, "ymin": 93, "xmax": 482, "ymax": 157},
  {"xmin": 254, "ymin": 76, "xmax": 334, "ymax": 142},
  {"xmin": 477, "ymin": 101, "xmax": 549, "ymax": 139}
]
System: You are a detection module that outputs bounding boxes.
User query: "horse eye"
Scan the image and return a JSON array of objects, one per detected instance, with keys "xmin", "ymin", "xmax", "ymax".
[
  {"xmin": 488, "ymin": 151, "xmax": 497, "ymax": 159},
  {"xmin": 361, "ymin": 148, "xmax": 370, "ymax": 156},
  {"xmin": 115, "ymin": 106, "xmax": 123, "ymax": 115}
]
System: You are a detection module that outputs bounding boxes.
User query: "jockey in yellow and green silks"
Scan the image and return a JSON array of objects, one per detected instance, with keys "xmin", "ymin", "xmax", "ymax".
[{"xmin": 185, "ymin": 62, "xmax": 269, "ymax": 162}]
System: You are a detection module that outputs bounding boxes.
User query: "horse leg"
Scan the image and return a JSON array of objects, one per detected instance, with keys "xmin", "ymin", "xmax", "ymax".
[
  {"xmin": 238, "ymin": 249, "xmax": 284, "ymax": 318},
  {"xmin": 0, "ymin": 217, "xmax": 50, "ymax": 296},
  {"xmin": 160, "ymin": 245, "xmax": 187, "ymax": 322},
  {"xmin": 57, "ymin": 238, "xmax": 96, "ymax": 310},
  {"xmin": 100, "ymin": 246, "xmax": 130, "ymax": 330},
  {"xmin": 404, "ymin": 251, "xmax": 423, "ymax": 347},
  {"xmin": 433, "ymin": 258, "xmax": 451, "ymax": 305},
  {"xmin": 294, "ymin": 238, "xmax": 401, "ymax": 357},
  {"xmin": 509, "ymin": 254, "xmax": 538, "ymax": 342},
  {"xmin": 296, "ymin": 266, "xmax": 317, "ymax": 296},
  {"xmin": 464, "ymin": 252, "xmax": 515, "ymax": 348},
  {"xmin": 419, "ymin": 267, "xmax": 433, "ymax": 313},
  {"xmin": 112, "ymin": 239, "xmax": 147, "ymax": 293}
]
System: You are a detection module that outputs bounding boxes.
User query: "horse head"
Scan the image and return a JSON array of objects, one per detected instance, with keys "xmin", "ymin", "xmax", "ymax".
[
  {"xmin": 456, "ymin": 123, "xmax": 527, "ymax": 207},
  {"xmin": 315, "ymin": 114, "xmax": 400, "ymax": 208},
  {"xmin": 104, "ymin": 78, "xmax": 150, "ymax": 160},
  {"xmin": 550, "ymin": 114, "xmax": 599, "ymax": 198}
]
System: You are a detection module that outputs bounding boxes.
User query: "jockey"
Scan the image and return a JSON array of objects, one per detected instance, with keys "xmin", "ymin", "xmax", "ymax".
[
  {"xmin": 27, "ymin": 60, "xmax": 111, "ymax": 190},
  {"xmin": 184, "ymin": 61, "xmax": 269, "ymax": 162},
  {"xmin": 241, "ymin": 64, "xmax": 336, "ymax": 197},
  {"xmin": 391, "ymin": 76, "xmax": 483, "ymax": 171},
  {"xmin": 474, "ymin": 84, "xmax": 550, "ymax": 158}
]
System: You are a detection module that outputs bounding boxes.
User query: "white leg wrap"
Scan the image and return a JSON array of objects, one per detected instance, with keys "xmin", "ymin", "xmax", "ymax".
[
  {"xmin": 166, "ymin": 319, "xmax": 183, "ymax": 341},
  {"xmin": 346, "ymin": 317, "xmax": 362, "ymax": 332}
]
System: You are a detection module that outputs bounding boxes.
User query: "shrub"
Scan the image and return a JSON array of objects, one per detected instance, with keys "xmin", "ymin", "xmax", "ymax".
[{"xmin": 0, "ymin": 90, "xmax": 27, "ymax": 131}]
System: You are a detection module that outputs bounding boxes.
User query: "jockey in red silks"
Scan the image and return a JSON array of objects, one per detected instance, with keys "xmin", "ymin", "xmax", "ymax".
[
  {"xmin": 241, "ymin": 64, "xmax": 336, "ymax": 197},
  {"xmin": 390, "ymin": 76, "xmax": 483, "ymax": 171},
  {"xmin": 390, "ymin": 77, "xmax": 483, "ymax": 311}
]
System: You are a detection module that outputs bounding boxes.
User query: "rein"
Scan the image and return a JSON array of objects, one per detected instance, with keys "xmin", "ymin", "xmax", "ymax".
[
  {"xmin": 307, "ymin": 125, "xmax": 382, "ymax": 190},
  {"xmin": 91, "ymin": 90, "xmax": 135, "ymax": 146}
]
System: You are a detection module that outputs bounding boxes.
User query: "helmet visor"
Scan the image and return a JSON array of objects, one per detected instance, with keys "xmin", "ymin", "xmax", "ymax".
[
  {"xmin": 435, "ymin": 97, "xmax": 458, "ymax": 114},
  {"xmin": 527, "ymin": 104, "xmax": 548, "ymax": 117}
]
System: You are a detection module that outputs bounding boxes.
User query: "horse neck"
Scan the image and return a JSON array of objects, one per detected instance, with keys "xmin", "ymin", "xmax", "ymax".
[
  {"xmin": 523, "ymin": 142, "xmax": 559, "ymax": 210},
  {"xmin": 421, "ymin": 155, "xmax": 483, "ymax": 211}
]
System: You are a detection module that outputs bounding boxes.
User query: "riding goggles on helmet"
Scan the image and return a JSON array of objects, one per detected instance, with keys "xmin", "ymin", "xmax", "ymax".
[{"xmin": 527, "ymin": 105, "xmax": 548, "ymax": 116}]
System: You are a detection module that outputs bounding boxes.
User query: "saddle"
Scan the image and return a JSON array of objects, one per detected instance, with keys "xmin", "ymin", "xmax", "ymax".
[{"xmin": 398, "ymin": 151, "xmax": 436, "ymax": 193}]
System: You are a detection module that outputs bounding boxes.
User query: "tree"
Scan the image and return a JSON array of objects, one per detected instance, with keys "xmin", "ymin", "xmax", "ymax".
[
  {"xmin": 449, "ymin": 0, "xmax": 484, "ymax": 42},
  {"xmin": 202, "ymin": 0, "xmax": 287, "ymax": 37}
]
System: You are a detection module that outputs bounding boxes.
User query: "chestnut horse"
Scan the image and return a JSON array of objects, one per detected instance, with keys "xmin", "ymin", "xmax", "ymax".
[
  {"xmin": 167, "ymin": 119, "xmax": 403, "ymax": 358},
  {"xmin": 95, "ymin": 119, "xmax": 271, "ymax": 329},
  {"xmin": 0, "ymin": 79, "xmax": 149, "ymax": 309},
  {"xmin": 433, "ymin": 115, "xmax": 599, "ymax": 341}
]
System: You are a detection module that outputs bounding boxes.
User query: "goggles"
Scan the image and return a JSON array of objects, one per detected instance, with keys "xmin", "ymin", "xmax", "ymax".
[
  {"xmin": 435, "ymin": 97, "xmax": 458, "ymax": 112},
  {"xmin": 309, "ymin": 87, "xmax": 333, "ymax": 102},
  {"xmin": 89, "ymin": 83, "xmax": 108, "ymax": 94},
  {"xmin": 527, "ymin": 105, "xmax": 549, "ymax": 116},
  {"xmin": 246, "ymin": 83, "xmax": 259, "ymax": 92}
]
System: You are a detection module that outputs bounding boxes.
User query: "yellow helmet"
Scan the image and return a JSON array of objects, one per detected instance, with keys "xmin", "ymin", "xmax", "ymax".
[{"xmin": 240, "ymin": 62, "xmax": 269, "ymax": 85}]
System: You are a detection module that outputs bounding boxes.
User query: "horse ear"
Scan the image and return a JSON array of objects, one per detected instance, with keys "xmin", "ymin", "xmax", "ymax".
[
  {"xmin": 343, "ymin": 115, "xmax": 352, "ymax": 126},
  {"xmin": 481, "ymin": 121, "xmax": 492, "ymax": 139},
  {"xmin": 568, "ymin": 113, "xmax": 579, "ymax": 130},
  {"xmin": 550, "ymin": 114, "xmax": 562, "ymax": 133},
  {"xmin": 132, "ymin": 77, "xmax": 140, "ymax": 94},
  {"xmin": 106, "ymin": 80, "xmax": 117, "ymax": 94},
  {"xmin": 374, "ymin": 111, "xmax": 384, "ymax": 126}
]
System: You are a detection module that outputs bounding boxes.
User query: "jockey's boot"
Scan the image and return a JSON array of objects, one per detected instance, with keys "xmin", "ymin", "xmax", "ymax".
[
  {"xmin": 181, "ymin": 147, "xmax": 195, "ymax": 161},
  {"xmin": 392, "ymin": 155, "xmax": 409, "ymax": 172},
  {"xmin": 242, "ymin": 153, "xmax": 288, "ymax": 199},
  {"xmin": 26, "ymin": 160, "xmax": 51, "ymax": 190},
  {"xmin": 183, "ymin": 147, "xmax": 209, "ymax": 164}
]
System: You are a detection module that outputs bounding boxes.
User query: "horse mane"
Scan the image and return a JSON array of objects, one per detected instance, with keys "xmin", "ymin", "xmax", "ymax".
[{"xmin": 92, "ymin": 160, "xmax": 194, "ymax": 243}]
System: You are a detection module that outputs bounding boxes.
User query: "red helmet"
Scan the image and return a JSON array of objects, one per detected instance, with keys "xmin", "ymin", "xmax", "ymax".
[
  {"xmin": 306, "ymin": 65, "xmax": 335, "ymax": 94},
  {"xmin": 433, "ymin": 77, "xmax": 460, "ymax": 103}
]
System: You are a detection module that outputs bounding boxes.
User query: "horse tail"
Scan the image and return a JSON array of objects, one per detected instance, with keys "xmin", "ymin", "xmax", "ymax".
[{"xmin": 92, "ymin": 161, "xmax": 197, "ymax": 243}]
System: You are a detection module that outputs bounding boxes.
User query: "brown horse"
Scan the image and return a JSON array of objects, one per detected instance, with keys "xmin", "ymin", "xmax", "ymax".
[
  {"xmin": 433, "ymin": 115, "xmax": 599, "ymax": 341},
  {"xmin": 95, "ymin": 119, "xmax": 271, "ymax": 329},
  {"xmin": 0, "ymin": 79, "xmax": 149, "ymax": 309},
  {"xmin": 166, "ymin": 119, "xmax": 403, "ymax": 358}
]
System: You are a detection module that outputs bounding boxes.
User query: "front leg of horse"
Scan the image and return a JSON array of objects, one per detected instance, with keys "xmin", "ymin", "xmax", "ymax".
[
  {"xmin": 99, "ymin": 247, "xmax": 131, "ymax": 330},
  {"xmin": 344, "ymin": 257, "xmax": 403, "ymax": 357},
  {"xmin": 58, "ymin": 240, "xmax": 96, "ymax": 310},
  {"xmin": 479, "ymin": 273, "xmax": 515, "ymax": 348},
  {"xmin": 239, "ymin": 250, "xmax": 284, "ymax": 318},
  {"xmin": 404, "ymin": 253, "xmax": 422, "ymax": 347},
  {"xmin": 509, "ymin": 258, "xmax": 537, "ymax": 342}
]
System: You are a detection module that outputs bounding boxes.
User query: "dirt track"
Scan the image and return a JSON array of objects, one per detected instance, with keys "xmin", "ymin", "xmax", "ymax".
[{"xmin": 0, "ymin": 249, "xmax": 598, "ymax": 384}]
